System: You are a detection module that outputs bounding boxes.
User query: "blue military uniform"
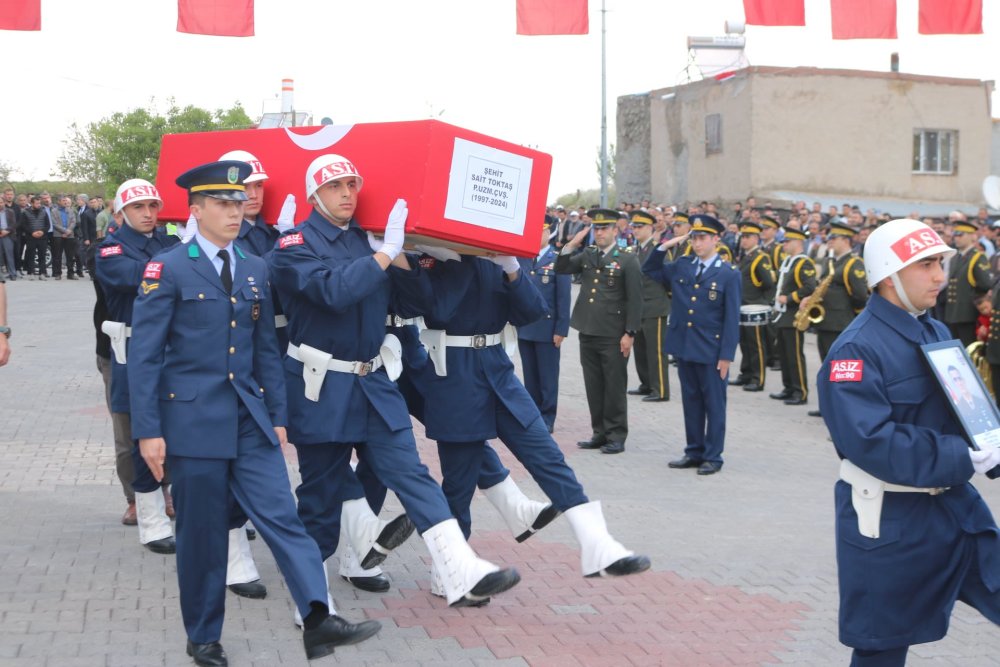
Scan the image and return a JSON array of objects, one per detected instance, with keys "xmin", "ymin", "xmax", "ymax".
[
  {"xmin": 411, "ymin": 255, "xmax": 587, "ymax": 537},
  {"xmin": 516, "ymin": 244, "xmax": 571, "ymax": 432},
  {"xmin": 127, "ymin": 162, "xmax": 331, "ymax": 649},
  {"xmin": 642, "ymin": 216, "xmax": 741, "ymax": 471},
  {"xmin": 818, "ymin": 292, "xmax": 1000, "ymax": 661},
  {"xmin": 237, "ymin": 217, "xmax": 278, "ymax": 258}
]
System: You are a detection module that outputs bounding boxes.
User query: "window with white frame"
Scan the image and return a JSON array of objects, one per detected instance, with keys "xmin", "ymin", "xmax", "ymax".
[{"xmin": 912, "ymin": 129, "xmax": 956, "ymax": 174}]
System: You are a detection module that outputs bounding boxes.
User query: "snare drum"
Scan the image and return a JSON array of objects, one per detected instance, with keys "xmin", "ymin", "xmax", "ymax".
[{"xmin": 740, "ymin": 304, "xmax": 771, "ymax": 327}]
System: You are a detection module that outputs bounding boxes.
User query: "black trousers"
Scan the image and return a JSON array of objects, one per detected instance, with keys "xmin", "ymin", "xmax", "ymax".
[
  {"xmin": 817, "ymin": 330, "xmax": 842, "ymax": 364},
  {"xmin": 634, "ymin": 315, "xmax": 669, "ymax": 399},
  {"xmin": 948, "ymin": 322, "xmax": 977, "ymax": 348},
  {"xmin": 52, "ymin": 236, "xmax": 79, "ymax": 276},
  {"xmin": 579, "ymin": 333, "xmax": 629, "ymax": 444},
  {"xmin": 738, "ymin": 324, "xmax": 768, "ymax": 385},
  {"xmin": 777, "ymin": 327, "xmax": 809, "ymax": 400},
  {"xmin": 25, "ymin": 234, "xmax": 47, "ymax": 275}
]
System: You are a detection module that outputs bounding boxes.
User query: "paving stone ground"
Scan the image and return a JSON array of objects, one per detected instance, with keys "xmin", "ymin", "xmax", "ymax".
[{"xmin": 2, "ymin": 278, "xmax": 1000, "ymax": 666}]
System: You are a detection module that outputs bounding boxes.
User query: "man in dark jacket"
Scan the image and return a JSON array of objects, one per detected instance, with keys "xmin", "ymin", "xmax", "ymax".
[{"xmin": 19, "ymin": 196, "xmax": 49, "ymax": 279}]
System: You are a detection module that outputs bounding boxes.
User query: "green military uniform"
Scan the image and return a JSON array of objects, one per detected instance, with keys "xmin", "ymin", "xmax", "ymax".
[
  {"xmin": 815, "ymin": 223, "xmax": 869, "ymax": 361},
  {"xmin": 985, "ymin": 287, "xmax": 1000, "ymax": 401},
  {"xmin": 731, "ymin": 222, "xmax": 775, "ymax": 391},
  {"xmin": 555, "ymin": 209, "xmax": 643, "ymax": 451},
  {"xmin": 760, "ymin": 216, "xmax": 785, "ymax": 370},
  {"xmin": 629, "ymin": 211, "xmax": 671, "ymax": 401},
  {"xmin": 945, "ymin": 220, "xmax": 992, "ymax": 347},
  {"xmin": 770, "ymin": 226, "xmax": 817, "ymax": 405}
]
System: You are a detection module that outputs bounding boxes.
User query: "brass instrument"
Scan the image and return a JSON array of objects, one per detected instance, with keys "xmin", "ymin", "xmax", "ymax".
[
  {"xmin": 967, "ymin": 341, "xmax": 994, "ymax": 400},
  {"xmin": 793, "ymin": 272, "xmax": 834, "ymax": 332}
]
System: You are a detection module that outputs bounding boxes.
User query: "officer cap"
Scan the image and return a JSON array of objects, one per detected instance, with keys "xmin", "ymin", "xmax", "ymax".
[
  {"xmin": 672, "ymin": 212, "xmax": 690, "ymax": 226},
  {"xmin": 175, "ymin": 160, "xmax": 251, "ymax": 201},
  {"xmin": 781, "ymin": 226, "xmax": 808, "ymax": 242},
  {"xmin": 689, "ymin": 214, "xmax": 724, "ymax": 236},
  {"xmin": 588, "ymin": 208, "xmax": 619, "ymax": 227},
  {"xmin": 760, "ymin": 214, "xmax": 780, "ymax": 228},
  {"xmin": 739, "ymin": 221, "xmax": 763, "ymax": 236},
  {"xmin": 827, "ymin": 220, "xmax": 857, "ymax": 238},
  {"xmin": 629, "ymin": 210, "xmax": 656, "ymax": 226},
  {"xmin": 953, "ymin": 219, "xmax": 979, "ymax": 235}
]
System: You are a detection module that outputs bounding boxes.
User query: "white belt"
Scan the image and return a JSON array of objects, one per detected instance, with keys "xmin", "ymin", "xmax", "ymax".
[
  {"xmin": 839, "ymin": 458, "xmax": 949, "ymax": 539},
  {"xmin": 101, "ymin": 321, "xmax": 132, "ymax": 365},
  {"xmin": 419, "ymin": 325, "xmax": 517, "ymax": 377},
  {"xmin": 287, "ymin": 336, "xmax": 402, "ymax": 401},
  {"xmin": 275, "ymin": 314, "xmax": 288, "ymax": 328}
]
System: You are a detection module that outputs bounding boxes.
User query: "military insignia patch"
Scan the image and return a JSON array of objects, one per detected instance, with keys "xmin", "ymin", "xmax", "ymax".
[
  {"xmin": 143, "ymin": 262, "xmax": 163, "ymax": 279},
  {"xmin": 100, "ymin": 245, "xmax": 123, "ymax": 258},
  {"xmin": 803, "ymin": 269, "xmax": 816, "ymax": 276},
  {"xmin": 542, "ymin": 276, "xmax": 550, "ymax": 284},
  {"xmin": 829, "ymin": 359, "xmax": 863, "ymax": 382},
  {"xmin": 279, "ymin": 233, "xmax": 305, "ymax": 249},
  {"xmin": 227, "ymin": 166, "xmax": 239, "ymax": 184},
  {"xmin": 140, "ymin": 280, "xmax": 159, "ymax": 295},
  {"xmin": 709, "ymin": 290, "xmax": 718, "ymax": 301},
  {"xmin": 854, "ymin": 269, "xmax": 866, "ymax": 278},
  {"xmin": 251, "ymin": 303, "xmax": 260, "ymax": 321},
  {"xmin": 418, "ymin": 256, "xmax": 436, "ymax": 269}
]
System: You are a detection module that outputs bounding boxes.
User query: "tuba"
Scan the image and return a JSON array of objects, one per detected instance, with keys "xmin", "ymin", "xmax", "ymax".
[{"xmin": 967, "ymin": 341, "xmax": 994, "ymax": 400}]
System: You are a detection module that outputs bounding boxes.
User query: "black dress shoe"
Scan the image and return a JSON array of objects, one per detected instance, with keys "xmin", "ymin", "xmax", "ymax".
[
  {"xmin": 361, "ymin": 514, "xmax": 415, "ymax": 569},
  {"xmin": 627, "ymin": 387, "xmax": 652, "ymax": 396},
  {"xmin": 186, "ymin": 640, "xmax": 227, "ymax": 667},
  {"xmin": 728, "ymin": 376, "xmax": 747, "ymax": 386},
  {"xmin": 585, "ymin": 554, "xmax": 652, "ymax": 578},
  {"xmin": 769, "ymin": 389, "xmax": 793, "ymax": 400},
  {"xmin": 742, "ymin": 382, "xmax": 764, "ymax": 392},
  {"xmin": 144, "ymin": 536, "xmax": 176, "ymax": 554},
  {"xmin": 228, "ymin": 580, "xmax": 267, "ymax": 599},
  {"xmin": 515, "ymin": 504, "xmax": 561, "ymax": 543},
  {"xmin": 784, "ymin": 396, "xmax": 807, "ymax": 406},
  {"xmin": 246, "ymin": 527, "xmax": 256, "ymax": 540},
  {"xmin": 452, "ymin": 567, "xmax": 521, "ymax": 607},
  {"xmin": 576, "ymin": 437, "xmax": 607, "ymax": 450},
  {"xmin": 600, "ymin": 441, "xmax": 625, "ymax": 454},
  {"xmin": 342, "ymin": 573, "xmax": 391, "ymax": 593},
  {"xmin": 807, "ymin": 409, "xmax": 822, "ymax": 417},
  {"xmin": 303, "ymin": 615, "xmax": 382, "ymax": 660},
  {"xmin": 668, "ymin": 455, "xmax": 702, "ymax": 469},
  {"xmin": 642, "ymin": 394, "xmax": 669, "ymax": 402},
  {"xmin": 697, "ymin": 462, "xmax": 722, "ymax": 476}
]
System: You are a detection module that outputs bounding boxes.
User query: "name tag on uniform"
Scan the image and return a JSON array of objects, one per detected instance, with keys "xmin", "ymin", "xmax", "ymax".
[
  {"xmin": 143, "ymin": 262, "xmax": 163, "ymax": 279},
  {"xmin": 251, "ymin": 303, "xmax": 260, "ymax": 321},
  {"xmin": 829, "ymin": 359, "xmax": 863, "ymax": 382},
  {"xmin": 279, "ymin": 233, "xmax": 304, "ymax": 249}
]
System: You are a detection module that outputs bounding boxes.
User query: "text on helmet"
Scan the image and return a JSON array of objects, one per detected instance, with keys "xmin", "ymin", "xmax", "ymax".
[
  {"xmin": 313, "ymin": 162, "xmax": 359, "ymax": 186},
  {"xmin": 890, "ymin": 229, "xmax": 945, "ymax": 262}
]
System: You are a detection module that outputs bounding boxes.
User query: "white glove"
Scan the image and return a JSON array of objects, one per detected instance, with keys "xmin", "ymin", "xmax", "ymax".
[
  {"xmin": 367, "ymin": 231, "xmax": 384, "ymax": 253},
  {"xmin": 414, "ymin": 244, "xmax": 460, "ymax": 262},
  {"xmin": 275, "ymin": 194, "xmax": 296, "ymax": 233},
  {"xmin": 488, "ymin": 255, "xmax": 520, "ymax": 274},
  {"xmin": 181, "ymin": 214, "xmax": 197, "ymax": 243},
  {"xmin": 378, "ymin": 198, "xmax": 408, "ymax": 260},
  {"xmin": 970, "ymin": 448, "xmax": 1000, "ymax": 475}
]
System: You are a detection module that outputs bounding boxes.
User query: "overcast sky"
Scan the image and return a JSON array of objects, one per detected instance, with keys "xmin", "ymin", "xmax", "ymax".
[{"xmin": 5, "ymin": 0, "xmax": 1000, "ymax": 198}]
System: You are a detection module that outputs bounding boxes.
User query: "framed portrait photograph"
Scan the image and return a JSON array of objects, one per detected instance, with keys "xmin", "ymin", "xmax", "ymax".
[{"xmin": 922, "ymin": 340, "xmax": 1000, "ymax": 451}]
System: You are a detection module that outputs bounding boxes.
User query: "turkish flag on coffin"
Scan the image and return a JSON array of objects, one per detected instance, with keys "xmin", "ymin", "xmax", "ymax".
[
  {"xmin": 919, "ymin": 0, "xmax": 982, "ymax": 35},
  {"xmin": 742, "ymin": 0, "xmax": 805, "ymax": 26},
  {"xmin": 177, "ymin": 0, "xmax": 254, "ymax": 37},
  {"xmin": 154, "ymin": 121, "xmax": 553, "ymax": 258},
  {"xmin": 831, "ymin": 0, "xmax": 897, "ymax": 39},
  {"xmin": 0, "ymin": 0, "xmax": 40, "ymax": 30},
  {"xmin": 516, "ymin": 0, "xmax": 588, "ymax": 35}
]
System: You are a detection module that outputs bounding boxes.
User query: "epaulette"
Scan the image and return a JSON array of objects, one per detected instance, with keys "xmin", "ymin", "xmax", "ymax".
[{"xmin": 623, "ymin": 246, "xmax": 635, "ymax": 253}]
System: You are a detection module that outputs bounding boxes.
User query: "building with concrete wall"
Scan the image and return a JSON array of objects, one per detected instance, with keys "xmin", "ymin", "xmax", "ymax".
[{"xmin": 617, "ymin": 67, "xmax": 994, "ymax": 216}]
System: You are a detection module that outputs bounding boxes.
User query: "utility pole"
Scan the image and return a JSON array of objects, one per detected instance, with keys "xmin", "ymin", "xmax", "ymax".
[{"xmin": 599, "ymin": 0, "xmax": 608, "ymax": 207}]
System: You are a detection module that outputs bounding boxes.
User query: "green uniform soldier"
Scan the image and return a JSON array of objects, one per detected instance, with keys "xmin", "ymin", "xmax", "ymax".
[
  {"xmin": 760, "ymin": 215, "xmax": 785, "ymax": 370},
  {"xmin": 556, "ymin": 208, "xmax": 643, "ymax": 455},
  {"xmin": 769, "ymin": 226, "xmax": 817, "ymax": 406},
  {"xmin": 729, "ymin": 221, "xmax": 775, "ymax": 392},
  {"xmin": 805, "ymin": 221, "xmax": 869, "ymax": 417},
  {"xmin": 945, "ymin": 218, "xmax": 992, "ymax": 347},
  {"xmin": 985, "ymin": 287, "xmax": 1000, "ymax": 401},
  {"xmin": 666, "ymin": 213, "xmax": 691, "ymax": 262},
  {"xmin": 627, "ymin": 210, "xmax": 671, "ymax": 402}
]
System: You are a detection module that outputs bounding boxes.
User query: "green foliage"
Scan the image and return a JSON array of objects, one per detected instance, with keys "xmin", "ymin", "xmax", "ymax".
[
  {"xmin": 594, "ymin": 143, "xmax": 616, "ymax": 187},
  {"xmin": 8, "ymin": 180, "xmax": 106, "ymax": 199},
  {"xmin": 57, "ymin": 100, "xmax": 254, "ymax": 193},
  {"xmin": 554, "ymin": 187, "xmax": 617, "ymax": 211}
]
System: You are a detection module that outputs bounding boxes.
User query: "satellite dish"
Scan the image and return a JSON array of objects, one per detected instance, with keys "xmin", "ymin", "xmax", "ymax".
[
  {"xmin": 983, "ymin": 175, "xmax": 1000, "ymax": 210},
  {"xmin": 320, "ymin": 117, "xmax": 334, "ymax": 126}
]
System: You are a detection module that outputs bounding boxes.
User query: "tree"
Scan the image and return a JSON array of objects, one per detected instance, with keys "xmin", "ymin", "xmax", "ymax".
[
  {"xmin": 57, "ymin": 101, "xmax": 253, "ymax": 191},
  {"xmin": 594, "ymin": 143, "xmax": 616, "ymax": 190}
]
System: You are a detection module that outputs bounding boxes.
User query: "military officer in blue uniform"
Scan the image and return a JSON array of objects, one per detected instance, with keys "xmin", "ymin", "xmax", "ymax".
[
  {"xmin": 409, "ymin": 247, "xmax": 651, "ymax": 581},
  {"xmin": 516, "ymin": 219, "xmax": 571, "ymax": 432},
  {"xmin": 268, "ymin": 153, "xmax": 520, "ymax": 608},
  {"xmin": 95, "ymin": 178, "xmax": 177, "ymax": 554},
  {"xmin": 128, "ymin": 161, "xmax": 381, "ymax": 666},
  {"xmin": 818, "ymin": 218, "xmax": 1000, "ymax": 667},
  {"xmin": 643, "ymin": 215, "xmax": 741, "ymax": 475}
]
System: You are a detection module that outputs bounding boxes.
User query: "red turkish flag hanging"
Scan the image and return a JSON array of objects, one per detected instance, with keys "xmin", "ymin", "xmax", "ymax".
[
  {"xmin": 516, "ymin": 0, "xmax": 588, "ymax": 35},
  {"xmin": 743, "ymin": 0, "xmax": 806, "ymax": 26},
  {"xmin": 0, "ymin": 0, "xmax": 41, "ymax": 31},
  {"xmin": 830, "ymin": 0, "xmax": 897, "ymax": 39},
  {"xmin": 178, "ymin": 0, "xmax": 254, "ymax": 37},
  {"xmin": 919, "ymin": 0, "xmax": 982, "ymax": 35}
]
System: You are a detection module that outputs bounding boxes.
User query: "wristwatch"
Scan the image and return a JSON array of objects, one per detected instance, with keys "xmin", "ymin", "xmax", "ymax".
[{"xmin": 0, "ymin": 326, "xmax": 10, "ymax": 339}]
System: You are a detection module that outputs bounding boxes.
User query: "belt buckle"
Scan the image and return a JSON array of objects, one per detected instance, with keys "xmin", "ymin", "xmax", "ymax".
[
  {"xmin": 392, "ymin": 315, "xmax": 405, "ymax": 327},
  {"xmin": 356, "ymin": 361, "xmax": 372, "ymax": 377},
  {"xmin": 472, "ymin": 334, "xmax": 487, "ymax": 349}
]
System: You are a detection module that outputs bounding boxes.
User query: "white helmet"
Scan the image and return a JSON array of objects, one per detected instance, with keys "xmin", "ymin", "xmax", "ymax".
[
  {"xmin": 864, "ymin": 218, "xmax": 955, "ymax": 289},
  {"xmin": 114, "ymin": 178, "xmax": 161, "ymax": 214},
  {"xmin": 305, "ymin": 154, "xmax": 363, "ymax": 200},
  {"xmin": 219, "ymin": 150, "xmax": 268, "ymax": 183}
]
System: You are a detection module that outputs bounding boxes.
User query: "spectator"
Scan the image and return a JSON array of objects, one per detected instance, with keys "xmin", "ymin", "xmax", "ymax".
[
  {"xmin": 79, "ymin": 196, "xmax": 100, "ymax": 275},
  {"xmin": 50, "ymin": 194, "xmax": 79, "ymax": 280},
  {"xmin": 0, "ymin": 197, "xmax": 16, "ymax": 280},
  {"xmin": 19, "ymin": 196, "xmax": 48, "ymax": 279},
  {"xmin": 96, "ymin": 199, "xmax": 114, "ymax": 239}
]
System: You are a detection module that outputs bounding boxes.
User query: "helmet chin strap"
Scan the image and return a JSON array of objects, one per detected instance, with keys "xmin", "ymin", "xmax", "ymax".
[
  {"xmin": 312, "ymin": 194, "xmax": 349, "ymax": 229},
  {"xmin": 889, "ymin": 272, "xmax": 925, "ymax": 315}
]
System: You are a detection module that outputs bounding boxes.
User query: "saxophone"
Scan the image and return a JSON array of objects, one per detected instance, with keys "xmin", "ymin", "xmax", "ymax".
[{"xmin": 793, "ymin": 272, "xmax": 833, "ymax": 332}]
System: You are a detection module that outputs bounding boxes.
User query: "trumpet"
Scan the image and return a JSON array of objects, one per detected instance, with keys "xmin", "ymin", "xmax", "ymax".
[{"xmin": 793, "ymin": 273, "xmax": 833, "ymax": 332}]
